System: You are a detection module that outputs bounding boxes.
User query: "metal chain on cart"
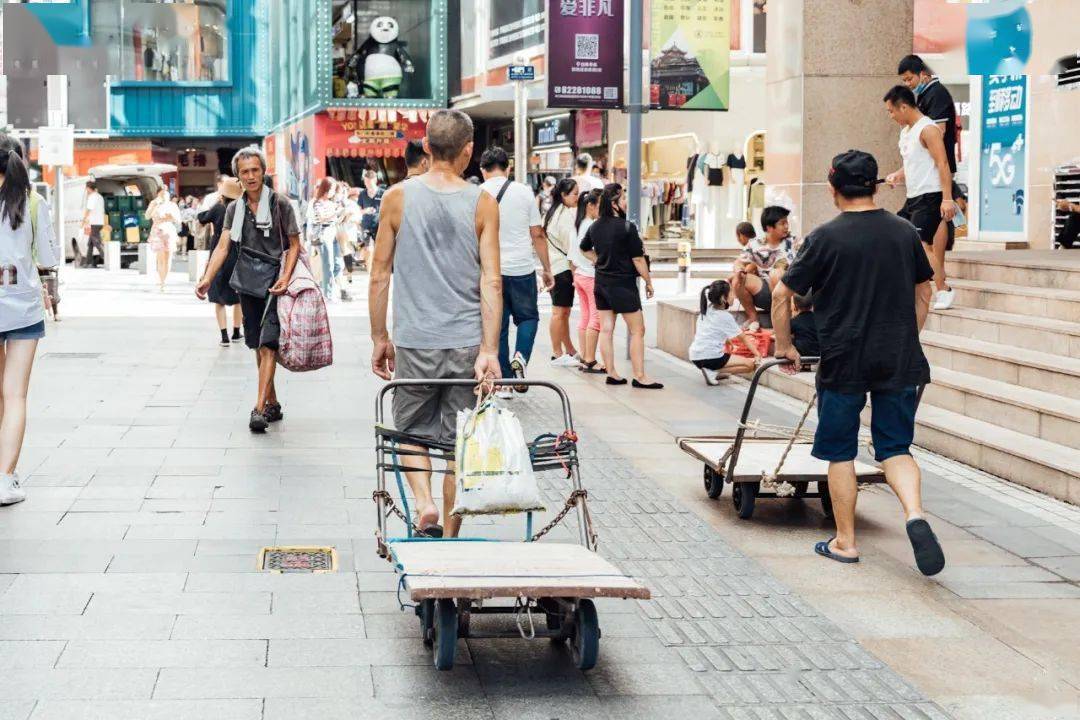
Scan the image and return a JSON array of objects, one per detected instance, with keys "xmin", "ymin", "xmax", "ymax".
[
  {"xmin": 759, "ymin": 392, "xmax": 818, "ymax": 497},
  {"xmin": 530, "ymin": 489, "xmax": 595, "ymax": 546},
  {"xmin": 372, "ymin": 490, "xmax": 441, "ymax": 539}
]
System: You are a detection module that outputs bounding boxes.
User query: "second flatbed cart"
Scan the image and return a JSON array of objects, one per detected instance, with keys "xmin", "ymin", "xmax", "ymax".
[
  {"xmin": 373, "ymin": 379, "xmax": 650, "ymax": 671},
  {"xmin": 677, "ymin": 358, "xmax": 887, "ymax": 520}
]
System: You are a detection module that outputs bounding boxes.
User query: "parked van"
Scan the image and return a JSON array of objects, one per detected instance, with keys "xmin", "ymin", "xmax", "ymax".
[{"xmin": 63, "ymin": 163, "xmax": 178, "ymax": 268}]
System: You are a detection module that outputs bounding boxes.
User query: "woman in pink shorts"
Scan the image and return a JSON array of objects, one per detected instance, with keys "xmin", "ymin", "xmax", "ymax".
[{"xmin": 569, "ymin": 189, "xmax": 605, "ymax": 373}]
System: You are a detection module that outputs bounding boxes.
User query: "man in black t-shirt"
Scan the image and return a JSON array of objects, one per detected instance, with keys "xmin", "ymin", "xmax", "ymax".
[
  {"xmin": 898, "ymin": 55, "xmax": 958, "ymax": 176},
  {"xmin": 772, "ymin": 150, "xmax": 945, "ymax": 577}
]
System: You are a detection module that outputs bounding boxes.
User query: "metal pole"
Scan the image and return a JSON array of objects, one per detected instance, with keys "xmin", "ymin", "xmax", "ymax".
[
  {"xmin": 513, "ymin": 55, "xmax": 529, "ymax": 185},
  {"xmin": 46, "ymin": 75, "xmax": 68, "ymax": 280},
  {"xmin": 626, "ymin": 0, "xmax": 644, "ymax": 360}
]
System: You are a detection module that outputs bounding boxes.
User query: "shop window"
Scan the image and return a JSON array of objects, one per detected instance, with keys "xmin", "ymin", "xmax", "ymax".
[
  {"xmin": 332, "ymin": 0, "xmax": 434, "ymax": 101},
  {"xmin": 119, "ymin": 0, "xmax": 229, "ymax": 83},
  {"xmin": 752, "ymin": 0, "xmax": 766, "ymax": 54},
  {"xmin": 1054, "ymin": 54, "xmax": 1080, "ymax": 89}
]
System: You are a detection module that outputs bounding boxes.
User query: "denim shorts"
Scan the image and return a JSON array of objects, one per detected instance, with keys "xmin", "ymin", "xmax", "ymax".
[
  {"xmin": 0, "ymin": 320, "xmax": 45, "ymax": 342},
  {"xmin": 812, "ymin": 386, "xmax": 918, "ymax": 463}
]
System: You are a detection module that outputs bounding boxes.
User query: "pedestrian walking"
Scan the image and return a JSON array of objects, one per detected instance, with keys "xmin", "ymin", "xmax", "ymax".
[
  {"xmin": 772, "ymin": 149, "xmax": 945, "ymax": 576},
  {"xmin": 196, "ymin": 146, "xmax": 302, "ymax": 433},
  {"xmin": 478, "ymin": 146, "xmax": 555, "ymax": 400},
  {"xmin": 537, "ymin": 175, "xmax": 556, "ymax": 216},
  {"xmin": 0, "ymin": 133, "xmax": 60, "ymax": 505},
  {"xmin": 570, "ymin": 189, "xmax": 605, "ymax": 373},
  {"xmin": 580, "ymin": 183, "xmax": 662, "ymax": 389},
  {"xmin": 572, "ymin": 153, "xmax": 605, "ymax": 192},
  {"xmin": 147, "ymin": 187, "xmax": 181, "ymax": 292},
  {"xmin": 368, "ymin": 109, "xmax": 502, "ymax": 539},
  {"xmin": 404, "ymin": 138, "xmax": 430, "ymax": 179},
  {"xmin": 307, "ymin": 178, "xmax": 344, "ymax": 302},
  {"xmin": 81, "ymin": 180, "xmax": 105, "ymax": 268},
  {"xmin": 884, "ymin": 85, "xmax": 957, "ymax": 310},
  {"xmin": 340, "ymin": 186, "xmax": 362, "ymax": 284},
  {"xmin": 358, "ymin": 169, "xmax": 384, "ymax": 271},
  {"xmin": 197, "ymin": 176, "xmax": 245, "ymax": 346},
  {"xmin": 543, "ymin": 178, "xmax": 580, "ymax": 366}
]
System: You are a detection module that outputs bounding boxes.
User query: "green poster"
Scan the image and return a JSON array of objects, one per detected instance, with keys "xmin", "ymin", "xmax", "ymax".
[{"xmin": 649, "ymin": 0, "xmax": 731, "ymax": 111}]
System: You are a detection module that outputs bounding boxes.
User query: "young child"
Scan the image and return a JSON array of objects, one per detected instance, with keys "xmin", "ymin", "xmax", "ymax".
[
  {"xmin": 791, "ymin": 292, "xmax": 820, "ymax": 358},
  {"xmin": 735, "ymin": 221, "xmax": 756, "ymax": 248},
  {"xmin": 689, "ymin": 280, "xmax": 763, "ymax": 385}
]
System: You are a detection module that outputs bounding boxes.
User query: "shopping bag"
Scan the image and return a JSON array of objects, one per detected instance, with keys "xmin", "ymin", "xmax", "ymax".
[{"xmin": 451, "ymin": 397, "xmax": 545, "ymax": 516}]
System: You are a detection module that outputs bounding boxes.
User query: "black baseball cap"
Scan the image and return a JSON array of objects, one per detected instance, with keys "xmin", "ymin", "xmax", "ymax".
[{"xmin": 828, "ymin": 150, "xmax": 881, "ymax": 194}]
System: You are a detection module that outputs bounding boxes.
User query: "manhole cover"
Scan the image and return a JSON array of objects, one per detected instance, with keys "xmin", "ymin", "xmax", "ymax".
[
  {"xmin": 42, "ymin": 353, "xmax": 103, "ymax": 360},
  {"xmin": 258, "ymin": 546, "xmax": 338, "ymax": 573}
]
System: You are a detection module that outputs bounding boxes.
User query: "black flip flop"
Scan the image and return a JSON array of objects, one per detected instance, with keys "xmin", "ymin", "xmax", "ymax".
[
  {"xmin": 814, "ymin": 538, "xmax": 860, "ymax": 564},
  {"xmin": 906, "ymin": 518, "xmax": 945, "ymax": 576},
  {"xmin": 418, "ymin": 524, "xmax": 443, "ymax": 539}
]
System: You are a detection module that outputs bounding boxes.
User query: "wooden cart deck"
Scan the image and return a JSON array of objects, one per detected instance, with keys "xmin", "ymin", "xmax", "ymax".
[
  {"xmin": 389, "ymin": 540, "xmax": 651, "ymax": 602},
  {"xmin": 678, "ymin": 437, "xmax": 884, "ymax": 482}
]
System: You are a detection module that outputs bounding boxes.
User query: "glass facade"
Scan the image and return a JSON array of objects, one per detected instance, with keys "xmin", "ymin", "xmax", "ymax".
[
  {"xmin": 332, "ymin": 0, "xmax": 434, "ymax": 101},
  {"xmin": 118, "ymin": 0, "xmax": 229, "ymax": 83}
]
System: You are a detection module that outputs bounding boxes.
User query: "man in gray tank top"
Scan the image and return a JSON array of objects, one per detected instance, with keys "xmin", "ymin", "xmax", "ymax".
[{"xmin": 369, "ymin": 109, "xmax": 502, "ymax": 539}]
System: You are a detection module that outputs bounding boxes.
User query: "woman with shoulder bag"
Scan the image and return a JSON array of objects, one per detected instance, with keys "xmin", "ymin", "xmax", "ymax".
[
  {"xmin": 579, "ymin": 183, "xmax": 662, "ymax": 389},
  {"xmin": 543, "ymin": 178, "xmax": 580, "ymax": 366},
  {"xmin": 0, "ymin": 134, "xmax": 61, "ymax": 504},
  {"xmin": 197, "ymin": 176, "xmax": 244, "ymax": 346},
  {"xmin": 307, "ymin": 178, "xmax": 342, "ymax": 302},
  {"xmin": 147, "ymin": 186, "xmax": 182, "ymax": 292}
]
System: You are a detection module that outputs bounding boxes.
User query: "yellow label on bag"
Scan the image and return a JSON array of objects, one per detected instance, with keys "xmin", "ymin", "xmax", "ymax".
[{"xmin": 461, "ymin": 438, "xmax": 505, "ymax": 489}]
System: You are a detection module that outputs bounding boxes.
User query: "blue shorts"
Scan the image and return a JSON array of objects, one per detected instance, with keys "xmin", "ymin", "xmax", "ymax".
[
  {"xmin": 813, "ymin": 386, "xmax": 918, "ymax": 463},
  {"xmin": 0, "ymin": 320, "xmax": 45, "ymax": 342}
]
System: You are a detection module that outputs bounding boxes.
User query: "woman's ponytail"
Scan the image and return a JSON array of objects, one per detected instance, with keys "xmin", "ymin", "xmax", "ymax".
[{"xmin": 0, "ymin": 136, "xmax": 31, "ymax": 231}]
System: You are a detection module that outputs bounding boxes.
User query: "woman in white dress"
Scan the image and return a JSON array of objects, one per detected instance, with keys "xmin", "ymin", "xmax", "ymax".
[{"xmin": 147, "ymin": 187, "xmax": 181, "ymax": 292}]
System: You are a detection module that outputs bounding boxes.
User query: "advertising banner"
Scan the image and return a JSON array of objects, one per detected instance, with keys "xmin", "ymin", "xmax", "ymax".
[
  {"xmin": 649, "ymin": 0, "xmax": 731, "ymax": 110},
  {"xmin": 546, "ymin": 0, "xmax": 625, "ymax": 110},
  {"xmin": 319, "ymin": 111, "xmax": 427, "ymax": 159},
  {"xmin": 978, "ymin": 74, "xmax": 1026, "ymax": 235}
]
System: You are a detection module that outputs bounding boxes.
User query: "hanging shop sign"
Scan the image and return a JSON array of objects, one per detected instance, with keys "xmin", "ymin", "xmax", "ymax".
[
  {"xmin": 545, "ymin": 0, "xmax": 625, "ymax": 110},
  {"xmin": 649, "ymin": 0, "xmax": 731, "ymax": 111},
  {"xmin": 531, "ymin": 114, "xmax": 573, "ymax": 150},
  {"xmin": 574, "ymin": 109, "xmax": 606, "ymax": 149},
  {"xmin": 319, "ymin": 110, "xmax": 428, "ymax": 159},
  {"xmin": 978, "ymin": 74, "xmax": 1027, "ymax": 235}
]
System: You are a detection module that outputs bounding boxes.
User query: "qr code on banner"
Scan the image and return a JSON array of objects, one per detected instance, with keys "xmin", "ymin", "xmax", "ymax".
[{"xmin": 575, "ymin": 34, "xmax": 599, "ymax": 60}]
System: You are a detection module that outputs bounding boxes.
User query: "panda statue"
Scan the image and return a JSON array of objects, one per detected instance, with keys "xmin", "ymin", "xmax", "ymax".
[{"xmin": 346, "ymin": 16, "xmax": 415, "ymax": 99}]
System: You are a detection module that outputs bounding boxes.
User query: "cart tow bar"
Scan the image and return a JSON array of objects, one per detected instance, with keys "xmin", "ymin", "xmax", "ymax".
[{"xmin": 514, "ymin": 597, "xmax": 536, "ymax": 640}]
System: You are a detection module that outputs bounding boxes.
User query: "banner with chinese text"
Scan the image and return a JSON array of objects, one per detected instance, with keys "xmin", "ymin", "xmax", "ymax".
[
  {"xmin": 650, "ymin": 0, "xmax": 730, "ymax": 110},
  {"xmin": 546, "ymin": 0, "xmax": 625, "ymax": 109},
  {"xmin": 978, "ymin": 74, "xmax": 1026, "ymax": 234}
]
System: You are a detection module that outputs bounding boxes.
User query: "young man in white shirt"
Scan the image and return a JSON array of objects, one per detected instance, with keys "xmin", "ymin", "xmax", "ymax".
[
  {"xmin": 479, "ymin": 147, "xmax": 555, "ymax": 398},
  {"xmin": 572, "ymin": 153, "xmax": 605, "ymax": 193},
  {"xmin": 884, "ymin": 85, "xmax": 956, "ymax": 310},
  {"xmin": 81, "ymin": 181, "xmax": 106, "ymax": 268}
]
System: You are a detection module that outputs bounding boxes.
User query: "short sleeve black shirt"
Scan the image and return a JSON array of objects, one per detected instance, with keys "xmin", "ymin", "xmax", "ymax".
[
  {"xmin": 781, "ymin": 209, "xmax": 934, "ymax": 394},
  {"xmin": 917, "ymin": 80, "xmax": 957, "ymax": 174},
  {"xmin": 580, "ymin": 217, "xmax": 645, "ymax": 282},
  {"xmin": 224, "ymin": 191, "xmax": 300, "ymax": 260}
]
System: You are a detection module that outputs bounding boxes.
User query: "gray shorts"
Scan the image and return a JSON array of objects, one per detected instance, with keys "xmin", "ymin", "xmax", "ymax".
[{"xmin": 392, "ymin": 346, "xmax": 480, "ymax": 445}]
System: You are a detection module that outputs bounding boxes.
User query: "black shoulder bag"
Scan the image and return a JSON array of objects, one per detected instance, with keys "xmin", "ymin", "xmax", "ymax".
[
  {"xmin": 230, "ymin": 195, "xmax": 286, "ymax": 297},
  {"xmin": 494, "ymin": 178, "xmax": 512, "ymax": 204}
]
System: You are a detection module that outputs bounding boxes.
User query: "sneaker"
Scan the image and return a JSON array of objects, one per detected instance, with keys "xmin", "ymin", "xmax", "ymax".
[
  {"xmin": 510, "ymin": 351, "xmax": 528, "ymax": 393},
  {"xmin": 551, "ymin": 354, "xmax": 580, "ymax": 368},
  {"xmin": 248, "ymin": 409, "xmax": 269, "ymax": 433},
  {"xmin": 0, "ymin": 473, "xmax": 27, "ymax": 506},
  {"xmin": 495, "ymin": 388, "xmax": 514, "ymax": 400},
  {"xmin": 219, "ymin": 337, "xmax": 231, "ymax": 348},
  {"xmin": 933, "ymin": 288, "xmax": 955, "ymax": 311},
  {"xmin": 231, "ymin": 334, "xmax": 243, "ymax": 343},
  {"xmin": 264, "ymin": 402, "xmax": 284, "ymax": 423}
]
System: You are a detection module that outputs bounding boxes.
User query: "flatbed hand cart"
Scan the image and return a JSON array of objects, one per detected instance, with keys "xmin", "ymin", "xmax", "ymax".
[
  {"xmin": 677, "ymin": 358, "xmax": 887, "ymax": 520},
  {"xmin": 373, "ymin": 379, "xmax": 650, "ymax": 671}
]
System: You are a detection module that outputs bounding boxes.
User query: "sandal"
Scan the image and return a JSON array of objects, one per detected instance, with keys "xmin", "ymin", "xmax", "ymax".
[
  {"xmin": 906, "ymin": 518, "xmax": 945, "ymax": 576},
  {"xmin": 813, "ymin": 537, "xmax": 859, "ymax": 564},
  {"xmin": 580, "ymin": 361, "xmax": 607, "ymax": 374}
]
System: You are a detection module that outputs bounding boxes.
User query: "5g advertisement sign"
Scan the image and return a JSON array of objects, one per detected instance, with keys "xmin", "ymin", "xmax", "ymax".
[{"xmin": 978, "ymin": 74, "xmax": 1026, "ymax": 235}]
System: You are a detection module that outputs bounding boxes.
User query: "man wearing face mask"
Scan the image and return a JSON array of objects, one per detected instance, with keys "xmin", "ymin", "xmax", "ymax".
[{"xmin": 898, "ymin": 55, "xmax": 958, "ymax": 183}]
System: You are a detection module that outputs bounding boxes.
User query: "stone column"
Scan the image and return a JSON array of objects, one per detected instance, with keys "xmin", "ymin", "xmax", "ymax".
[{"xmin": 765, "ymin": 0, "xmax": 913, "ymax": 235}]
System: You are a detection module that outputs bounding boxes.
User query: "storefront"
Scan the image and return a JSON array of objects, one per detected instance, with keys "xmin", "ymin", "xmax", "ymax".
[
  {"xmin": 574, "ymin": 110, "xmax": 608, "ymax": 177},
  {"xmin": 528, "ymin": 113, "xmax": 574, "ymax": 186}
]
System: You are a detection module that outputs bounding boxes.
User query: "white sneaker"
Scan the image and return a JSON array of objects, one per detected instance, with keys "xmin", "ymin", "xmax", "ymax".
[
  {"xmin": 933, "ymin": 288, "xmax": 955, "ymax": 311},
  {"xmin": 495, "ymin": 388, "xmax": 514, "ymax": 400},
  {"xmin": 551, "ymin": 354, "xmax": 580, "ymax": 368},
  {"xmin": 0, "ymin": 474, "xmax": 27, "ymax": 506}
]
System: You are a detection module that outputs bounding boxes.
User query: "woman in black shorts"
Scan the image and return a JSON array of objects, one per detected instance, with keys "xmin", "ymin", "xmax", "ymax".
[
  {"xmin": 580, "ymin": 184, "xmax": 662, "ymax": 389},
  {"xmin": 543, "ymin": 178, "xmax": 580, "ymax": 365}
]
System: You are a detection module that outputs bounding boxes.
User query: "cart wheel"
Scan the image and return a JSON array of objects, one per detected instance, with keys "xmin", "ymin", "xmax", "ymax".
[
  {"xmin": 704, "ymin": 465, "xmax": 725, "ymax": 499},
  {"xmin": 418, "ymin": 599, "xmax": 434, "ymax": 647},
  {"xmin": 432, "ymin": 599, "xmax": 458, "ymax": 670},
  {"xmin": 793, "ymin": 481, "xmax": 809, "ymax": 498},
  {"xmin": 571, "ymin": 599, "xmax": 600, "ymax": 671},
  {"xmin": 456, "ymin": 599, "xmax": 471, "ymax": 638},
  {"xmin": 732, "ymin": 482, "xmax": 758, "ymax": 519},
  {"xmin": 820, "ymin": 482, "xmax": 834, "ymax": 520}
]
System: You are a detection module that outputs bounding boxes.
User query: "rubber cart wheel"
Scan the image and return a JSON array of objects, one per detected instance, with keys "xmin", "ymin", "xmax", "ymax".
[
  {"xmin": 704, "ymin": 465, "xmax": 725, "ymax": 499},
  {"xmin": 820, "ymin": 482, "xmax": 834, "ymax": 520},
  {"xmin": 571, "ymin": 599, "xmax": 600, "ymax": 671},
  {"xmin": 732, "ymin": 482, "xmax": 758, "ymax": 519},
  {"xmin": 418, "ymin": 599, "xmax": 434, "ymax": 647},
  {"xmin": 432, "ymin": 599, "xmax": 458, "ymax": 670}
]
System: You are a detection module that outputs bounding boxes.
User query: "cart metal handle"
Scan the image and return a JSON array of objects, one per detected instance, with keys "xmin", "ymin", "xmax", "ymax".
[{"xmin": 375, "ymin": 378, "xmax": 576, "ymax": 431}]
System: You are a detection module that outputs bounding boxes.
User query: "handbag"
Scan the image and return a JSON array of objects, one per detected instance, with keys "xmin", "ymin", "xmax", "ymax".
[{"xmin": 229, "ymin": 196, "xmax": 286, "ymax": 297}]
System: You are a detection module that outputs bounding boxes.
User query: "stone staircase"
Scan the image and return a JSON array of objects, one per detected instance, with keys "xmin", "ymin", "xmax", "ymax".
[{"xmin": 760, "ymin": 251, "xmax": 1080, "ymax": 504}]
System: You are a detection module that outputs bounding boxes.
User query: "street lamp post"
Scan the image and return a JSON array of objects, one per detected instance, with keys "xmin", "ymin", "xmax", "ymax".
[{"xmin": 626, "ymin": 0, "xmax": 645, "ymax": 359}]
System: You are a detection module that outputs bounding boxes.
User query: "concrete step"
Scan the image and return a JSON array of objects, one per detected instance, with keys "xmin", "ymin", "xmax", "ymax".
[
  {"xmin": 923, "ymin": 367, "xmax": 1080, "ymax": 451},
  {"xmin": 947, "ymin": 252, "xmax": 1080, "ymax": 291},
  {"xmin": 920, "ymin": 331, "xmax": 1080, "ymax": 396},
  {"xmin": 948, "ymin": 278, "xmax": 1080, "ymax": 323},
  {"xmin": 754, "ymin": 369, "xmax": 1080, "ymax": 505},
  {"xmin": 926, "ymin": 306, "xmax": 1080, "ymax": 360}
]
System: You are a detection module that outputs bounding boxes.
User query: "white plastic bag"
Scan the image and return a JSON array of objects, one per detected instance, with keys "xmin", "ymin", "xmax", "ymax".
[{"xmin": 451, "ymin": 398, "xmax": 545, "ymax": 516}]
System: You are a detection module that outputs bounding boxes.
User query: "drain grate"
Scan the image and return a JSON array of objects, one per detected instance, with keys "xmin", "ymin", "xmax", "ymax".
[
  {"xmin": 43, "ymin": 353, "xmax": 103, "ymax": 360},
  {"xmin": 258, "ymin": 546, "xmax": 338, "ymax": 573}
]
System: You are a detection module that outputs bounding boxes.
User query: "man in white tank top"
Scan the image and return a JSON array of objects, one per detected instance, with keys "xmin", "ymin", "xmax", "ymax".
[{"xmin": 883, "ymin": 85, "xmax": 957, "ymax": 310}]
